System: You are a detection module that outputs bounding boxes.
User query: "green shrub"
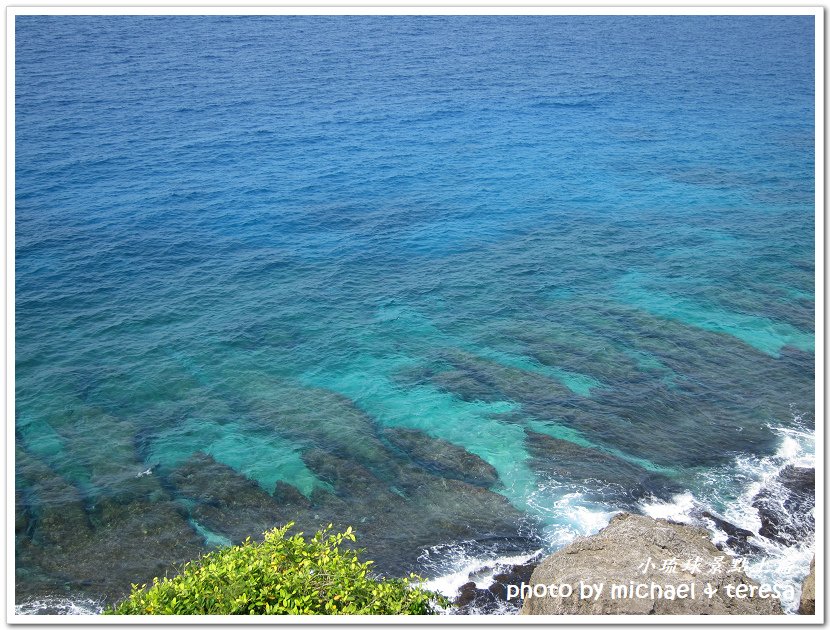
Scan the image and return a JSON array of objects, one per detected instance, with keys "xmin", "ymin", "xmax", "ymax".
[{"xmin": 103, "ymin": 522, "xmax": 448, "ymax": 615}]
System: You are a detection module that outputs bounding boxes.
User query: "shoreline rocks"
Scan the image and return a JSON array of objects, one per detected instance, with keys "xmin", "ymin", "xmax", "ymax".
[
  {"xmin": 520, "ymin": 513, "xmax": 783, "ymax": 615},
  {"xmin": 798, "ymin": 557, "xmax": 815, "ymax": 615},
  {"xmin": 698, "ymin": 510, "xmax": 760, "ymax": 555},
  {"xmin": 752, "ymin": 465, "xmax": 815, "ymax": 547},
  {"xmin": 452, "ymin": 558, "xmax": 540, "ymax": 614}
]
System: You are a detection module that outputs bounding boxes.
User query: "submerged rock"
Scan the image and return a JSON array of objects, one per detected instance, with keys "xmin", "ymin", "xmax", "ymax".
[
  {"xmin": 521, "ymin": 513, "xmax": 783, "ymax": 615},
  {"xmin": 82, "ymin": 496, "xmax": 205, "ymax": 599},
  {"xmin": 241, "ymin": 382, "xmax": 397, "ymax": 475},
  {"xmin": 440, "ymin": 349, "xmax": 575, "ymax": 405},
  {"xmin": 524, "ymin": 430, "xmax": 681, "ymax": 504},
  {"xmin": 798, "ymin": 557, "xmax": 815, "ymax": 615},
  {"xmin": 168, "ymin": 451, "xmax": 312, "ymax": 544},
  {"xmin": 428, "ymin": 369, "xmax": 507, "ymax": 404},
  {"xmin": 273, "ymin": 480, "xmax": 309, "ymax": 505},
  {"xmin": 301, "ymin": 447, "xmax": 531, "ymax": 577},
  {"xmin": 511, "ymin": 324, "xmax": 649, "ymax": 389},
  {"xmin": 752, "ymin": 466, "xmax": 814, "ymax": 547},
  {"xmin": 382, "ymin": 427, "xmax": 499, "ymax": 487},
  {"xmin": 302, "ymin": 448, "xmax": 380, "ymax": 499},
  {"xmin": 166, "ymin": 447, "xmax": 530, "ymax": 579},
  {"xmin": 523, "ymin": 299, "xmax": 812, "ymax": 470},
  {"xmin": 15, "ymin": 490, "xmax": 30, "ymax": 537},
  {"xmin": 47, "ymin": 410, "xmax": 163, "ymax": 504},
  {"xmin": 16, "ymin": 446, "xmax": 205, "ymax": 605},
  {"xmin": 16, "ymin": 447, "xmax": 94, "ymax": 549}
]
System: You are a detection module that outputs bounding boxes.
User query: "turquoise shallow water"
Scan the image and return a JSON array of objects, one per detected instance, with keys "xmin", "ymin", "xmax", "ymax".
[{"xmin": 15, "ymin": 15, "xmax": 814, "ymax": 613}]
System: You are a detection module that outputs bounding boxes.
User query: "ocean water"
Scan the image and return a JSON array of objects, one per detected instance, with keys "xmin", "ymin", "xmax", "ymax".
[{"xmin": 15, "ymin": 15, "xmax": 815, "ymax": 614}]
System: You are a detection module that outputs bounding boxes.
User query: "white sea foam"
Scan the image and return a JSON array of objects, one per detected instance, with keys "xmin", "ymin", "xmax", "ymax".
[
  {"xmin": 14, "ymin": 596, "xmax": 102, "ymax": 615},
  {"xmin": 527, "ymin": 487, "xmax": 621, "ymax": 548},
  {"xmin": 640, "ymin": 491, "xmax": 698, "ymax": 524},
  {"xmin": 638, "ymin": 419, "xmax": 815, "ymax": 614},
  {"xmin": 422, "ymin": 486, "xmax": 617, "ymax": 614},
  {"xmin": 423, "ymin": 548, "xmax": 543, "ymax": 597},
  {"xmin": 421, "ymin": 545, "xmax": 543, "ymax": 615},
  {"xmin": 727, "ymin": 422, "xmax": 815, "ymax": 614},
  {"xmin": 427, "ymin": 419, "xmax": 815, "ymax": 616}
]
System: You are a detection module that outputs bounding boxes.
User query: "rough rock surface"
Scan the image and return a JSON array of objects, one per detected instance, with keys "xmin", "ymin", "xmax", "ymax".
[
  {"xmin": 799, "ymin": 557, "xmax": 815, "ymax": 615},
  {"xmin": 521, "ymin": 513, "xmax": 783, "ymax": 615},
  {"xmin": 455, "ymin": 581, "xmax": 499, "ymax": 611}
]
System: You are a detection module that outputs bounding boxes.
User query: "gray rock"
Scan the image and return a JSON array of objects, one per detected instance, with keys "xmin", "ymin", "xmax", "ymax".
[
  {"xmin": 521, "ymin": 513, "xmax": 783, "ymax": 615},
  {"xmin": 799, "ymin": 557, "xmax": 815, "ymax": 615},
  {"xmin": 454, "ymin": 581, "xmax": 498, "ymax": 611}
]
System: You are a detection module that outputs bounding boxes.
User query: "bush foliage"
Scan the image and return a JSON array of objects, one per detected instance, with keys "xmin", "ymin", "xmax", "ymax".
[{"xmin": 104, "ymin": 522, "xmax": 447, "ymax": 615}]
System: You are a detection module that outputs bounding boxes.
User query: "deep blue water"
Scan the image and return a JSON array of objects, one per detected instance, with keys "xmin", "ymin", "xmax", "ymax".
[{"xmin": 15, "ymin": 15, "xmax": 815, "ymax": 614}]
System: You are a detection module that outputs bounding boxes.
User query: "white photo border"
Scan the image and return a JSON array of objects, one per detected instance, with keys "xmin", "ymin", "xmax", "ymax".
[{"xmin": 4, "ymin": 4, "xmax": 824, "ymax": 626}]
